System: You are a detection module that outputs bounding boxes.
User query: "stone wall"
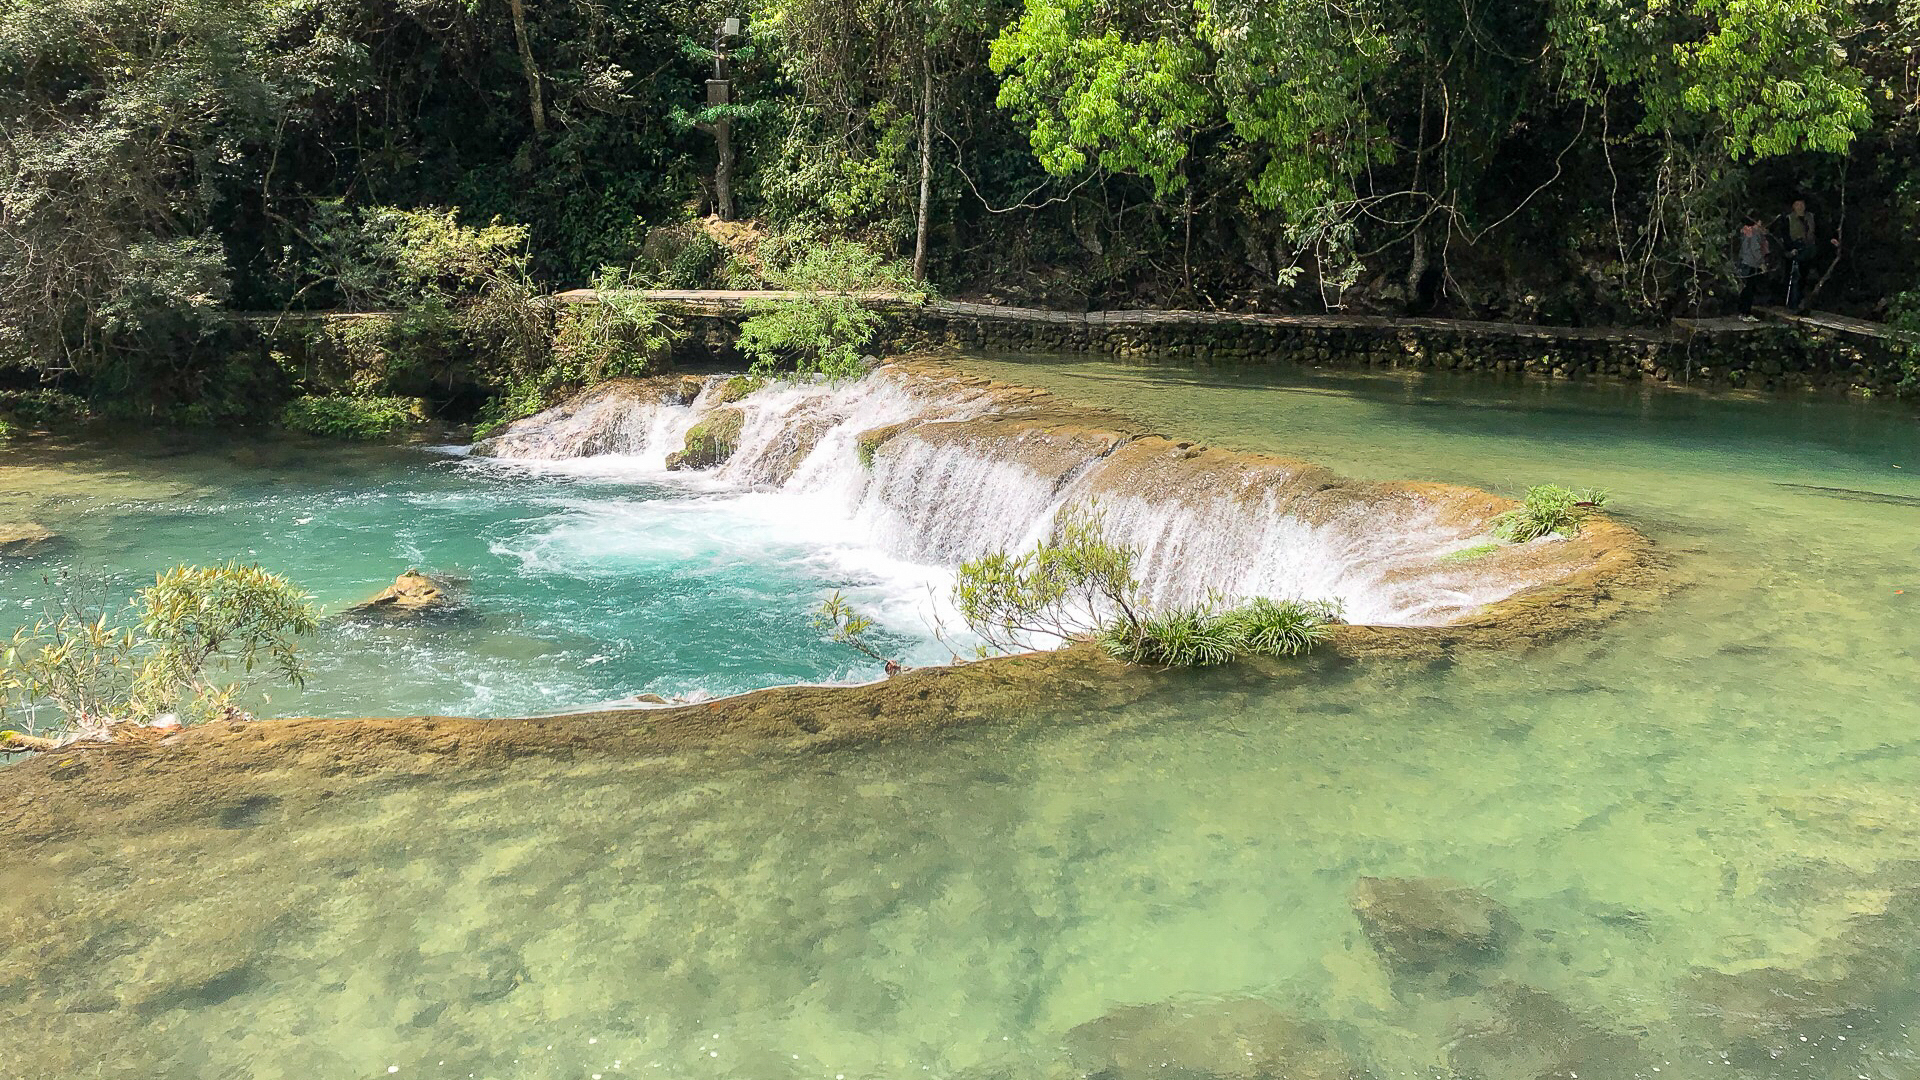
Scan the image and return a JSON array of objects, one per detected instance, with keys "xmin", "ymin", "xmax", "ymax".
[{"xmin": 898, "ymin": 308, "xmax": 1908, "ymax": 397}]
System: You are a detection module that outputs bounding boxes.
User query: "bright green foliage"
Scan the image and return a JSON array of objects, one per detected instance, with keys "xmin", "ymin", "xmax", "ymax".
[
  {"xmin": 811, "ymin": 590, "xmax": 898, "ymax": 669},
  {"xmin": 1097, "ymin": 596, "xmax": 1340, "ymax": 666},
  {"xmin": 1492, "ymin": 485, "xmax": 1611, "ymax": 542},
  {"xmin": 739, "ymin": 297, "xmax": 886, "ymax": 380},
  {"xmin": 738, "ymin": 238, "xmax": 920, "ymax": 380},
  {"xmin": 282, "ymin": 395, "xmax": 425, "ymax": 441},
  {"xmin": 1, "ymin": 561, "xmax": 318, "ymax": 742},
  {"xmin": 954, "ymin": 503, "xmax": 1147, "ymax": 653},
  {"xmin": 990, "ymin": 0, "xmax": 1212, "ymax": 196},
  {"xmin": 1671, "ymin": 0, "xmax": 1870, "ymax": 159},
  {"xmin": 473, "ymin": 274, "xmax": 678, "ymax": 437}
]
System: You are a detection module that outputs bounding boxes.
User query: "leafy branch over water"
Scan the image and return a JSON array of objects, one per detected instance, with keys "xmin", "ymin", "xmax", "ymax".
[{"xmin": 2, "ymin": 562, "xmax": 318, "ymax": 747}]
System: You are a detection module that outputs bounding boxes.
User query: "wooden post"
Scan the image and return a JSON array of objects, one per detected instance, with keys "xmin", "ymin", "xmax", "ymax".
[{"xmin": 711, "ymin": 22, "xmax": 736, "ymax": 220}]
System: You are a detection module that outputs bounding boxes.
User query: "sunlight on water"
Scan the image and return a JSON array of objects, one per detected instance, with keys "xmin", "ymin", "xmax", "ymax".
[{"xmin": 5, "ymin": 356, "xmax": 1920, "ymax": 1079}]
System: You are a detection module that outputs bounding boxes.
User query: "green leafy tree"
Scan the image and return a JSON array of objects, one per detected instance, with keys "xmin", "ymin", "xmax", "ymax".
[{"xmin": 736, "ymin": 237, "xmax": 920, "ymax": 379}]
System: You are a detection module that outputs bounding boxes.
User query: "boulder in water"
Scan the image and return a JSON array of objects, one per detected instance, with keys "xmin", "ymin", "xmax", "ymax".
[
  {"xmin": 1351, "ymin": 876, "xmax": 1514, "ymax": 978},
  {"xmin": 1064, "ymin": 998, "xmax": 1362, "ymax": 1080},
  {"xmin": 348, "ymin": 570, "xmax": 451, "ymax": 618},
  {"xmin": 666, "ymin": 406, "xmax": 746, "ymax": 470},
  {"xmin": 0, "ymin": 522, "xmax": 55, "ymax": 556},
  {"xmin": 471, "ymin": 375, "xmax": 705, "ymax": 459}
]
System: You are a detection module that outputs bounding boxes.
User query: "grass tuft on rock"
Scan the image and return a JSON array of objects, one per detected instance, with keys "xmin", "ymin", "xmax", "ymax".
[{"xmin": 1492, "ymin": 485, "xmax": 1608, "ymax": 542}]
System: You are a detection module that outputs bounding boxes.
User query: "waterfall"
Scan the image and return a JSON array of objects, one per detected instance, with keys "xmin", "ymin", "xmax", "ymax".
[{"xmin": 470, "ymin": 368, "xmax": 1581, "ymax": 628}]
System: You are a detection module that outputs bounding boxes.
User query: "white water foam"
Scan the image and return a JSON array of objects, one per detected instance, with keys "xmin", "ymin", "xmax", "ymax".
[{"xmin": 470, "ymin": 371, "xmax": 1554, "ymax": 632}]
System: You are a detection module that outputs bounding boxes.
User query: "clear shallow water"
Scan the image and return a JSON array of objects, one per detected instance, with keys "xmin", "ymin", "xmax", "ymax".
[
  {"xmin": 6, "ymin": 359, "xmax": 1920, "ymax": 1080},
  {"xmin": 0, "ymin": 438, "xmax": 953, "ymax": 717}
]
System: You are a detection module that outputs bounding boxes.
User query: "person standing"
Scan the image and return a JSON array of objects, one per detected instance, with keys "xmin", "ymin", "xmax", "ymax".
[
  {"xmin": 1735, "ymin": 216, "xmax": 1770, "ymax": 321},
  {"xmin": 1783, "ymin": 198, "xmax": 1822, "ymax": 312}
]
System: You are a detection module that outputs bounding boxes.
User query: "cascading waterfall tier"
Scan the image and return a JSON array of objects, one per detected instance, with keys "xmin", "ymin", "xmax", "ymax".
[{"xmin": 471, "ymin": 360, "xmax": 1620, "ymax": 628}]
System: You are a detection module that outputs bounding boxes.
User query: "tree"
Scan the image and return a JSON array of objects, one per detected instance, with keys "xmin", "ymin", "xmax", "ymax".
[{"xmin": 1, "ymin": 561, "xmax": 319, "ymax": 744}]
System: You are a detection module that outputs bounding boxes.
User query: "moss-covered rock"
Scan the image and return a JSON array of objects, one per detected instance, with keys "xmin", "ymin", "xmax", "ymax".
[
  {"xmin": 713, "ymin": 374, "xmax": 765, "ymax": 404},
  {"xmin": 666, "ymin": 407, "xmax": 747, "ymax": 470},
  {"xmin": 346, "ymin": 569, "xmax": 451, "ymax": 618}
]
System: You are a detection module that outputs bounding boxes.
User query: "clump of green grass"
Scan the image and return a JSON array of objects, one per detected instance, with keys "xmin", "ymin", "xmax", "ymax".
[
  {"xmin": 1220, "ymin": 597, "xmax": 1343, "ymax": 657},
  {"xmin": 1439, "ymin": 543, "xmax": 1502, "ymax": 563},
  {"xmin": 1492, "ymin": 485, "xmax": 1609, "ymax": 542},
  {"xmin": 1100, "ymin": 605, "xmax": 1242, "ymax": 667}
]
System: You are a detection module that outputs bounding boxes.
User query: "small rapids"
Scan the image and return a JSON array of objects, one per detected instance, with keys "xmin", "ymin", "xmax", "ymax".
[{"xmin": 472, "ymin": 368, "xmax": 1578, "ymax": 628}]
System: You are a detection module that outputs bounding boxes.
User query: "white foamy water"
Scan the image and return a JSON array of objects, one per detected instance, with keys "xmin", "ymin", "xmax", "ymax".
[{"xmin": 472, "ymin": 370, "xmax": 1560, "ymax": 628}]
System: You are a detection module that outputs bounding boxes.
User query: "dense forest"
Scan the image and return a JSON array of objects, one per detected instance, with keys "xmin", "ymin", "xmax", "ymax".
[{"xmin": 1, "ymin": 0, "xmax": 1917, "ymax": 421}]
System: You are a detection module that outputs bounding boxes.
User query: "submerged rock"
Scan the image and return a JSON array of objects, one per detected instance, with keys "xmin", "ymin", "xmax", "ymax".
[
  {"xmin": 1448, "ymin": 982, "xmax": 1639, "ymax": 1080},
  {"xmin": 666, "ymin": 406, "xmax": 746, "ymax": 470},
  {"xmin": 0, "ymin": 522, "xmax": 55, "ymax": 556},
  {"xmin": 471, "ymin": 375, "xmax": 706, "ymax": 459},
  {"xmin": 1680, "ymin": 887, "xmax": 1920, "ymax": 1067},
  {"xmin": 348, "ymin": 570, "xmax": 451, "ymax": 618},
  {"xmin": 1063, "ymin": 998, "xmax": 1363, "ymax": 1080},
  {"xmin": 1350, "ymin": 876, "xmax": 1513, "ymax": 979}
]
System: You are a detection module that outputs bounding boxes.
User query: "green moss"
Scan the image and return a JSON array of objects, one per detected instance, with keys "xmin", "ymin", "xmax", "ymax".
[
  {"xmin": 1439, "ymin": 543, "xmax": 1502, "ymax": 563},
  {"xmin": 668, "ymin": 408, "xmax": 746, "ymax": 469},
  {"xmin": 281, "ymin": 395, "xmax": 427, "ymax": 441},
  {"xmin": 714, "ymin": 375, "xmax": 765, "ymax": 404}
]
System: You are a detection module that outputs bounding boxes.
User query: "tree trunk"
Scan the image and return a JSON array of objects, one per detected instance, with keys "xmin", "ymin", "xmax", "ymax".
[
  {"xmin": 912, "ymin": 59, "xmax": 934, "ymax": 283},
  {"xmin": 508, "ymin": 0, "xmax": 547, "ymax": 135}
]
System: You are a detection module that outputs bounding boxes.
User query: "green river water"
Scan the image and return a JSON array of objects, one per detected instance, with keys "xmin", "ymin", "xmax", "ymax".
[{"xmin": 3, "ymin": 356, "xmax": 1918, "ymax": 1080}]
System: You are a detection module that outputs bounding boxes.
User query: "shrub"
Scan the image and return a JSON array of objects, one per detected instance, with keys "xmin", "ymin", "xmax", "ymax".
[
  {"xmin": 1, "ymin": 561, "xmax": 318, "ymax": 743},
  {"xmin": 1492, "ymin": 485, "xmax": 1609, "ymax": 542},
  {"xmin": 282, "ymin": 395, "xmax": 426, "ymax": 440},
  {"xmin": 954, "ymin": 503, "xmax": 1145, "ymax": 653},
  {"xmin": 810, "ymin": 591, "xmax": 900, "ymax": 672},
  {"xmin": 0, "ymin": 389, "xmax": 87, "ymax": 427},
  {"xmin": 737, "ymin": 238, "xmax": 922, "ymax": 380},
  {"xmin": 474, "ymin": 267, "xmax": 679, "ymax": 435}
]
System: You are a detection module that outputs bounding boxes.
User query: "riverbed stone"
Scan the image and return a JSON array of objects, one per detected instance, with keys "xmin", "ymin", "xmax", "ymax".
[
  {"xmin": 1063, "ymin": 998, "xmax": 1363, "ymax": 1080},
  {"xmin": 348, "ymin": 569, "xmax": 450, "ymax": 617},
  {"xmin": 1680, "ymin": 885, "xmax": 1920, "ymax": 1067},
  {"xmin": 1350, "ymin": 876, "xmax": 1514, "ymax": 978},
  {"xmin": 0, "ymin": 522, "xmax": 55, "ymax": 556},
  {"xmin": 666, "ymin": 406, "xmax": 746, "ymax": 470},
  {"xmin": 1447, "ymin": 982, "xmax": 1639, "ymax": 1080}
]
